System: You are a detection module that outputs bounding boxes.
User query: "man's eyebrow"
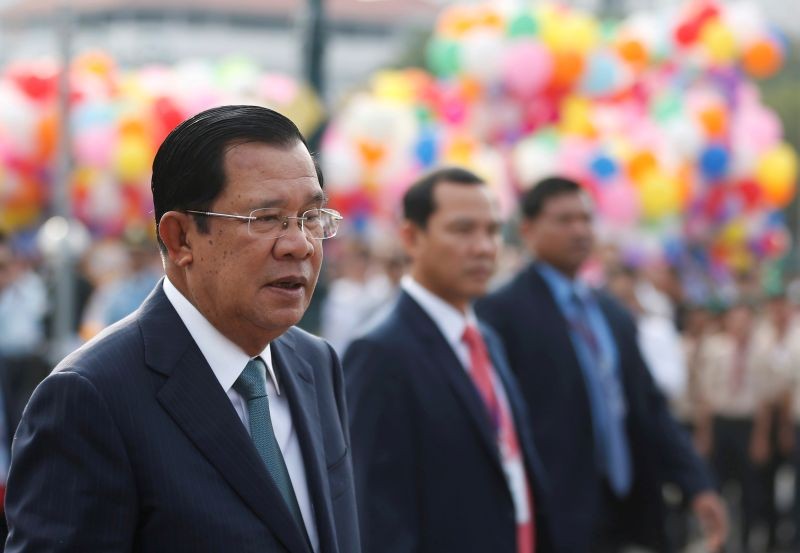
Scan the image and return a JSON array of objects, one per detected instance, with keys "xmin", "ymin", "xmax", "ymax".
[{"xmin": 255, "ymin": 190, "xmax": 328, "ymax": 208}]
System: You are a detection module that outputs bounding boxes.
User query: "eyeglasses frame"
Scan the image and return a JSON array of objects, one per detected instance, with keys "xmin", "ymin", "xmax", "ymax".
[{"xmin": 184, "ymin": 207, "xmax": 343, "ymax": 240}]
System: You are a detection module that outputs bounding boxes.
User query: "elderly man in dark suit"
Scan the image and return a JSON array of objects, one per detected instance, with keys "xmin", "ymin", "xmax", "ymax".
[
  {"xmin": 477, "ymin": 176, "xmax": 727, "ymax": 553},
  {"xmin": 5, "ymin": 105, "xmax": 359, "ymax": 553},
  {"xmin": 345, "ymin": 167, "xmax": 555, "ymax": 553}
]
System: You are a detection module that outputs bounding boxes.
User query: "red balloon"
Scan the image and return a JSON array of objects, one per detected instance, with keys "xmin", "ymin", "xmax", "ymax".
[
  {"xmin": 152, "ymin": 97, "xmax": 185, "ymax": 144},
  {"xmin": 674, "ymin": 21, "xmax": 700, "ymax": 47}
]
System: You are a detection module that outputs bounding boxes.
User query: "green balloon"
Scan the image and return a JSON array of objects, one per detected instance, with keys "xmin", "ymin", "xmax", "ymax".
[
  {"xmin": 426, "ymin": 39, "xmax": 461, "ymax": 78},
  {"xmin": 415, "ymin": 106, "xmax": 433, "ymax": 123},
  {"xmin": 652, "ymin": 94, "xmax": 683, "ymax": 122},
  {"xmin": 507, "ymin": 13, "xmax": 538, "ymax": 37}
]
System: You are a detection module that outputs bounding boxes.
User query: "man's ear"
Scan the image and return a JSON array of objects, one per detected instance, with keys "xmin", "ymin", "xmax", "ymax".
[
  {"xmin": 518, "ymin": 217, "xmax": 538, "ymax": 255},
  {"xmin": 158, "ymin": 211, "xmax": 194, "ymax": 267},
  {"xmin": 399, "ymin": 220, "xmax": 422, "ymax": 259}
]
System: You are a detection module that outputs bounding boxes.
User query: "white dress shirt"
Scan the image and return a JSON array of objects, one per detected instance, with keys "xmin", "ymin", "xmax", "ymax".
[{"xmin": 163, "ymin": 277, "xmax": 318, "ymax": 551}]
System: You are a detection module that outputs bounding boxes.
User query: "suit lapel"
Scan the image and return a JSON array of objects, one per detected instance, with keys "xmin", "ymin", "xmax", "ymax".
[
  {"xmin": 525, "ymin": 267, "xmax": 588, "ymax": 385},
  {"xmin": 140, "ymin": 283, "xmax": 311, "ymax": 553},
  {"xmin": 398, "ymin": 293, "xmax": 501, "ymax": 468},
  {"xmin": 272, "ymin": 335, "xmax": 339, "ymax": 553}
]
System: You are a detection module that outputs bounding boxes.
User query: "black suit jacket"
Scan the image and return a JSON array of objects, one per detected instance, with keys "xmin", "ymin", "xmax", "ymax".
[
  {"xmin": 476, "ymin": 263, "xmax": 713, "ymax": 552},
  {"xmin": 5, "ymin": 282, "xmax": 360, "ymax": 553},
  {"xmin": 344, "ymin": 291, "xmax": 555, "ymax": 553}
]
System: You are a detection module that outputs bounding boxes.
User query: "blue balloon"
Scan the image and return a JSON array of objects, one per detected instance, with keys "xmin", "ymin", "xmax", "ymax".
[
  {"xmin": 580, "ymin": 53, "xmax": 619, "ymax": 96},
  {"xmin": 589, "ymin": 154, "xmax": 618, "ymax": 181},
  {"xmin": 699, "ymin": 145, "xmax": 729, "ymax": 180},
  {"xmin": 767, "ymin": 211, "xmax": 786, "ymax": 227},
  {"xmin": 415, "ymin": 130, "xmax": 438, "ymax": 167}
]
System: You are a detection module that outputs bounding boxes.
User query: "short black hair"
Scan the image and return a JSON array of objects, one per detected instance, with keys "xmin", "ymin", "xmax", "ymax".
[
  {"xmin": 402, "ymin": 166, "xmax": 485, "ymax": 228},
  {"xmin": 521, "ymin": 176, "xmax": 583, "ymax": 220},
  {"xmin": 151, "ymin": 105, "xmax": 322, "ymax": 251}
]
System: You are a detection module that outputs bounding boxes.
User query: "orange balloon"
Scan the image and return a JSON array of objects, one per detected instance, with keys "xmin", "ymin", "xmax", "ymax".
[
  {"xmin": 548, "ymin": 51, "xmax": 585, "ymax": 90},
  {"xmin": 617, "ymin": 38, "xmax": 648, "ymax": 70},
  {"xmin": 458, "ymin": 76, "xmax": 483, "ymax": 103},
  {"xmin": 627, "ymin": 151, "xmax": 658, "ymax": 184},
  {"xmin": 35, "ymin": 112, "xmax": 59, "ymax": 161},
  {"xmin": 476, "ymin": 6, "xmax": 503, "ymax": 31},
  {"xmin": 675, "ymin": 163, "xmax": 696, "ymax": 207},
  {"xmin": 742, "ymin": 40, "xmax": 782, "ymax": 79},
  {"xmin": 698, "ymin": 105, "xmax": 727, "ymax": 138},
  {"xmin": 72, "ymin": 51, "xmax": 116, "ymax": 78},
  {"xmin": 437, "ymin": 6, "xmax": 477, "ymax": 38},
  {"xmin": 356, "ymin": 140, "xmax": 386, "ymax": 167},
  {"xmin": 119, "ymin": 115, "xmax": 149, "ymax": 138}
]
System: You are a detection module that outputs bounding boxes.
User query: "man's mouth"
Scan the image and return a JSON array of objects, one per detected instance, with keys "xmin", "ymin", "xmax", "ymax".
[{"xmin": 267, "ymin": 276, "xmax": 307, "ymax": 290}]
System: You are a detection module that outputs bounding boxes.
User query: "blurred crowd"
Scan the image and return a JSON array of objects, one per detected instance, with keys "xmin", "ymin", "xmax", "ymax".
[{"xmin": 4, "ymin": 224, "xmax": 800, "ymax": 551}]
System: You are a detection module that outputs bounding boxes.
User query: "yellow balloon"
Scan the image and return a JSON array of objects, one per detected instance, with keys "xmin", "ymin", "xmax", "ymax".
[
  {"xmin": 757, "ymin": 143, "xmax": 798, "ymax": 207},
  {"xmin": 700, "ymin": 20, "xmax": 737, "ymax": 64},
  {"xmin": 727, "ymin": 248, "xmax": 754, "ymax": 272},
  {"xmin": 115, "ymin": 136, "xmax": 153, "ymax": 181},
  {"xmin": 639, "ymin": 170, "xmax": 680, "ymax": 220},
  {"xmin": 541, "ymin": 10, "xmax": 598, "ymax": 53},
  {"xmin": 720, "ymin": 219, "xmax": 747, "ymax": 247},
  {"xmin": 372, "ymin": 71, "xmax": 415, "ymax": 105},
  {"xmin": 560, "ymin": 96, "xmax": 595, "ymax": 137}
]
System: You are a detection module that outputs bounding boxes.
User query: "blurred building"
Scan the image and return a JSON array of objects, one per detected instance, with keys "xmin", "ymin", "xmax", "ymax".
[{"xmin": 0, "ymin": 0, "xmax": 439, "ymax": 105}]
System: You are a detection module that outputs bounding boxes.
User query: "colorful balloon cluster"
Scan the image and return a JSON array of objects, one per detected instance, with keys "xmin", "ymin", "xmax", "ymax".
[
  {"xmin": 322, "ymin": 0, "xmax": 797, "ymax": 282},
  {"xmin": 0, "ymin": 53, "xmax": 324, "ymax": 236}
]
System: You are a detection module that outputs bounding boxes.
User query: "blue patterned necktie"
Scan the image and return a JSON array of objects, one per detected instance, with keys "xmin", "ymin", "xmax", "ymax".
[
  {"xmin": 234, "ymin": 357, "xmax": 306, "ymax": 531},
  {"xmin": 569, "ymin": 292, "xmax": 632, "ymax": 497}
]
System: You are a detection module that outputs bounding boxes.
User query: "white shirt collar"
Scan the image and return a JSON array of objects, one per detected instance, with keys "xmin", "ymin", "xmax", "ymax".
[
  {"xmin": 400, "ymin": 275, "xmax": 478, "ymax": 350},
  {"xmin": 162, "ymin": 276, "xmax": 281, "ymax": 395}
]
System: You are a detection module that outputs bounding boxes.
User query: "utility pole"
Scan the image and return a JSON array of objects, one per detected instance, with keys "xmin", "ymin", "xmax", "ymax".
[
  {"xmin": 304, "ymin": 0, "xmax": 326, "ymax": 99},
  {"xmin": 49, "ymin": 4, "xmax": 77, "ymax": 362},
  {"xmin": 302, "ymin": 0, "xmax": 327, "ymax": 152}
]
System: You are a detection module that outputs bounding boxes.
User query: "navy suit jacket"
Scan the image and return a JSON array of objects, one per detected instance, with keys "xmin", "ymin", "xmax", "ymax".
[
  {"xmin": 5, "ymin": 283, "xmax": 360, "ymax": 553},
  {"xmin": 344, "ymin": 291, "xmax": 556, "ymax": 553},
  {"xmin": 476, "ymin": 264, "xmax": 713, "ymax": 552}
]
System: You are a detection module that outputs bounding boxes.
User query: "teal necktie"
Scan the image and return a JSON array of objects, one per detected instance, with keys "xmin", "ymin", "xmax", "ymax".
[{"xmin": 234, "ymin": 357, "xmax": 306, "ymax": 530}]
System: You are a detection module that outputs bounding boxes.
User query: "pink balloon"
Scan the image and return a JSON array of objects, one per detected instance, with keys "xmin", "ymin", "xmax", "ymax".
[
  {"xmin": 501, "ymin": 41, "xmax": 553, "ymax": 98},
  {"xmin": 599, "ymin": 183, "xmax": 640, "ymax": 227},
  {"xmin": 74, "ymin": 126, "xmax": 116, "ymax": 167},
  {"xmin": 734, "ymin": 104, "xmax": 782, "ymax": 153}
]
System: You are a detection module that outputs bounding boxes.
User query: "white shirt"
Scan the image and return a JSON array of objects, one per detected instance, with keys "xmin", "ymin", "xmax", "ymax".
[
  {"xmin": 637, "ymin": 313, "xmax": 688, "ymax": 402},
  {"xmin": 163, "ymin": 277, "xmax": 318, "ymax": 551},
  {"xmin": 401, "ymin": 276, "xmax": 477, "ymax": 369}
]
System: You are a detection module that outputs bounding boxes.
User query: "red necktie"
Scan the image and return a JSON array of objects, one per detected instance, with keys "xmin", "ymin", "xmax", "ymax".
[{"xmin": 462, "ymin": 325, "xmax": 535, "ymax": 553}]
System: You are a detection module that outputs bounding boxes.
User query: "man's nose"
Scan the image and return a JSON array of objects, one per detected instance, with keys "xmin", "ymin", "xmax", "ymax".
[{"xmin": 273, "ymin": 220, "xmax": 315, "ymax": 258}]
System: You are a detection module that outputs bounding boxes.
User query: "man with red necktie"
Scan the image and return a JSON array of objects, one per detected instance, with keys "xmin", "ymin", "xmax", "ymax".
[{"xmin": 344, "ymin": 167, "xmax": 555, "ymax": 553}]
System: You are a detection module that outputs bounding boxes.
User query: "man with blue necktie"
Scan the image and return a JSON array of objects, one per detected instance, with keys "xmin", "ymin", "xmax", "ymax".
[
  {"xmin": 477, "ymin": 176, "xmax": 727, "ymax": 553},
  {"xmin": 5, "ymin": 106, "xmax": 359, "ymax": 553}
]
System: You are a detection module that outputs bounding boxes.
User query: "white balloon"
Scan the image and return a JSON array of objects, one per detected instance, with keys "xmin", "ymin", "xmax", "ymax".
[
  {"xmin": 461, "ymin": 31, "xmax": 505, "ymax": 83},
  {"xmin": 512, "ymin": 137, "xmax": 558, "ymax": 189}
]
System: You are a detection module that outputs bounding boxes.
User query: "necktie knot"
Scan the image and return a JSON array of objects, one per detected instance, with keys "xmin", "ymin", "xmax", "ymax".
[
  {"xmin": 234, "ymin": 358, "xmax": 268, "ymax": 400},
  {"xmin": 462, "ymin": 324, "xmax": 484, "ymax": 351}
]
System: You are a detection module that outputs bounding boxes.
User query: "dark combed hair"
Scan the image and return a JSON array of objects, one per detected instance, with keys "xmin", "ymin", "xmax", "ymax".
[
  {"xmin": 520, "ymin": 176, "xmax": 583, "ymax": 220},
  {"xmin": 402, "ymin": 166, "xmax": 485, "ymax": 228},
  {"xmin": 151, "ymin": 105, "xmax": 322, "ymax": 250}
]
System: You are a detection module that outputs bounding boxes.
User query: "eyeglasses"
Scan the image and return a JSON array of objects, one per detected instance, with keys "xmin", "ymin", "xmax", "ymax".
[{"xmin": 185, "ymin": 207, "xmax": 343, "ymax": 240}]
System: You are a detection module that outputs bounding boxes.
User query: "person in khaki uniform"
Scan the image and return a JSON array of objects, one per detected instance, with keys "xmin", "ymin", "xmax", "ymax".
[
  {"xmin": 751, "ymin": 293, "xmax": 800, "ymax": 548},
  {"xmin": 696, "ymin": 303, "xmax": 774, "ymax": 550}
]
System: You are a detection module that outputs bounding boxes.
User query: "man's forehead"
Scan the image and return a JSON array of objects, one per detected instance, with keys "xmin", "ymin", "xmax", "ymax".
[{"xmin": 541, "ymin": 191, "xmax": 592, "ymax": 214}]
